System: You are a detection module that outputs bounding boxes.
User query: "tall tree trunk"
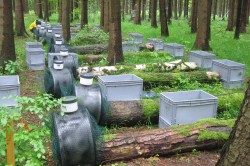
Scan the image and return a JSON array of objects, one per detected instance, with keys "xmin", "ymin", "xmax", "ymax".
[
  {"xmin": 125, "ymin": 0, "xmax": 129, "ymax": 14},
  {"xmin": 226, "ymin": 0, "xmax": 235, "ymax": 31},
  {"xmin": 221, "ymin": 0, "xmax": 226, "ymax": 20},
  {"xmin": 141, "ymin": 0, "xmax": 146, "ymax": 20},
  {"xmin": 190, "ymin": 0, "xmax": 198, "ymax": 33},
  {"xmin": 81, "ymin": 0, "xmax": 88, "ymax": 28},
  {"xmin": 173, "ymin": 0, "xmax": 178, "ymax": 19},
  {"xmin": 24, "ymin": 0, "xmax": 29, "ymax": 14},
  {"xmin": 194, "ymin": 0, "xmax": 212, "ymax": 50},
  {"xmin": 74, "ymin": 0, "xmax": 79, "ymax": 20},
  {"xmin": 122, "ymin": 0, "xmax": 125, "ymax": 21},
  {"xmin": 108, "ymin": 0, "xmax": 124, "ymax": 65},
  {"xmin": 160, "ymin": 0, "xmax": 169, "ymax": 36},
  {"xmin": 131, "ymin": 0, "xmax": 136, "ymax": 20},
  {"xmin": 134, "ymin": 0, "xmax": 141, "ymax": 24},
  {"xmin": 149, "ymin": 0, "xmax": 151, "ymax": 20},
  {"xmin": 178, "ymin": 0, "xmax": 183, "ymax": 17},
  {"xmin": 15, "ymin": 0, "xmax": 27, "ymax": 36},
  {"xmin": 234, "ymin": 0, "xmax": 243, "ymax": 39},
  {"xmin": 37, "ymin": 0, "xmax": 43, "ymax": 19},
  {"xmin": 184, "ymin": 0, "xmax": 189, "ymax": 18},
  {"xmin": 216, "ymin": 80, "xmax": 250, "ymax": 165},
  {"xmin": 58, "ymin": 0, "xmax": 62, "ymax": 22},
  {"xmin": 44, "ymin": 0, "xmax": 50, "ymax": 21},
  {"xmin": 151, "ymin": 0, "xmax": 157, "ymax": 27},
  {"xmin": 213, "ymin": 0, "xmax": 218, "ymax": 20},
  {"xmin": 100, "ymin": 0, "xmax": 104, "ymax": 27},
  {"xmin": 70, "ymin": 0, "xmax": 74, "ymax": 22},
  {"xmin": 167, "ymin": 0, "xmax": 173, "ymax": 22},
  {"xmin": 103, "ymin": 0, "xmax": 109, "ymax": 32},
  {"xmin": 0, "ymin": 0, "xmax": 16, "ymax": 71},
  {"xmin": 239, "ymin": 0, "xmax": 248, "ymax": 33},
  {"xmin": 62, "ymin": 0, "xmax": 71, "ymax": 42}
]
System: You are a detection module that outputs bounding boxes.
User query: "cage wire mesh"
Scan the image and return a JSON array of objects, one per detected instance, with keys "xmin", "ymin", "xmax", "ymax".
[
  {"xmin": 50, "ymin": 106, "xmax": 103, "ymax": 166},
  {"xmin": 44, "ymin": 68, "xmax": 75, "ymax": 99}
]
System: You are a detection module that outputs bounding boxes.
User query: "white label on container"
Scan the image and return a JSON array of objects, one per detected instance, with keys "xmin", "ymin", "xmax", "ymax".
[
  {"xmin": 55, "ymin": 41, "xmax": 62, "ymax": 45},
  {"xmin": 80, "ymin": 77, "xmax": 93, "ymax": 86},
  {"xmin": 60, "ymin": 51, "xmax": 69, "ymax": 56},
  {"xmin": 48, "ymin": 29, "xmax": 52, "ymax": 33},
  {"xmin": 55, "ymin": 34, "xmax": 61, "ymax": 37},
  {"xmin": 54, "ymin": 63, "xmax": 64, "ymax": 70}
]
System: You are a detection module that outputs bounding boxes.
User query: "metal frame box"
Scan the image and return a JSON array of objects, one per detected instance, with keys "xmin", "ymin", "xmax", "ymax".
[
  {"xmin": 98, "ymin": 74, "xmax": 143, "ymax": 101},
  {"xmin": 189, "ymin": 50, "xmax": 216, "ymax": 69},
  {"xmin": 159, "ymin": 90, "xmax": 217, "ymax": 128}
]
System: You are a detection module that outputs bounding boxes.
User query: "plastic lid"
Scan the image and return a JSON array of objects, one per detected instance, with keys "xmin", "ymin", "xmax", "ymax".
[
  {"xmin": 60, "ymin": 47, "xmax": 68, "ymax": 52},
  {"xmin": 54, "ymin": 60, "xmax": 64, "ymax": 64},
  {"xmin": 80, "ymin": 73, "xmax": 94, "ymax": 79},
  {"xmin": 62, "ymin": 96, "xmax": 77, "ymax": 104}
]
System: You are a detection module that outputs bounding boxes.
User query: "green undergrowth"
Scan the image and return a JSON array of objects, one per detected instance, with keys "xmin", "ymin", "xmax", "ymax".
[
  {"xmin": 142, "ymin": 99, "xmax": 160, "ymax": 120},
  {"xmin": 171, "ymin": 118, "xmax": 235, "ymax": 137},
  {"xmin": 198, "ymin": 130, "xmax": 229, "ymax": 141}
]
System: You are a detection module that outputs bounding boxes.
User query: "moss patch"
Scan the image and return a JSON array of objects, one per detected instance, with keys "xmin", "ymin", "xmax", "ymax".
[
  {"xmin": 103, "ymin": 134, "xmax": 117, "ymax": 141},
  {"xmin": 198, "ymin": 130, "xmax": 229, "ymax": 141},
  {"xmin": 142, "ymin": 99, "xmax": 159, "ymax": 119}
]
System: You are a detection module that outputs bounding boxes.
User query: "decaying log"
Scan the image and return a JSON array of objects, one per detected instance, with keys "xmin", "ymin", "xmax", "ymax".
[
  {"xmin": 100, "ymin": 124, "xmax": 232, "ymax": 164},
  {"xmin": 68, "ymin": 44, "xmax": 108, "ymax": 54}
]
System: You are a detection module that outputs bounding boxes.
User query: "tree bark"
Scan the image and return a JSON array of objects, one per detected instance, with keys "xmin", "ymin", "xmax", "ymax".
[
  {"xmin": 194, "ymin": 0, "xmax": 212, "ymax": 50},
  {"xmin": 0, "ymin": 0, "xmax": 16, "ymax": 71},
  {"xmin": 167, "ymin": 0, "xmax": 173, "ymax": 23},
  {"xmin": 234, "ymin": 0, "xmax": 243, "ymax": 39},
  {"xmin": 62, "ymin": 0, "xmax": 71, "ymax": 42},
  {"xmin": 190, "ymin": 0, "xmax": 198, "ymax": 33},
  {"xmin": 108, "ymin": 0, "xmax": 124, "ymax": 65},
  {"xmin": 151, "ymin": 0, "xmax": 157, "ymax": 28},
  {"xmin": 24, "ymin": 0, "xmax": 29, "ymax": 14},
  {"xmin": 68, "ymin": 44, "xmax": 108, "ymax": 54},
  {"xmin": 160, "ymin": 0, "xmax": 169, "ymax": 36},
  {"xmin": 103, "ymin": 0, "xmax": 109, "ymax": 32},
  {"xmin": 134, "ymin": 0, "xmax": 141, "ymax": 24},
  {"xmin": 184, "ymin": 0, "xmax": 189, "ymax": 18},
  {"xmin": 100, "ymin": 125, "xmax": 231, "ymax": 163},
  {"xmin": 141, "ymin": 0, "xmax": 146, "ymax": 20},
  {"xmin": 213, "ymin": 0, "xmax": 217, "ymax": 20},
  {"xmin": 178, "ymin": 0, "xmax": 183, "ymax": 17},
  {"xmin": 125, "ymin": 0, "xmax": 129, "ymax": 14},
  {"xmin": 100, "ymin": 0, "xmax": 104, "ymax": 27},
  {"xmin": 15, "ymin": 0, "xmax": 27, "ymax": 36},
  {"xmin": 74, "ymin": 0, "xmax": 79, "ymax": 20},
  {"xmin": 37, "ymin": 0, "xmax": 43, "ymax": 19},
  {"xmin": 173, "ymin": 0, "xmax": 178, "ymax": 19},
  {"xmin": 216, "ymin": 79, "xmax": 250, "ymax": 165},
  {"xmin": 239, "ymin": 0, "xmax": 248, "ymax": 33},
  {"xmin": 81, "ymin": 0, "xmax": 88, "ymax": 28},
  {"xmin": 58, "ymin": 0, "xmax": 62, "ymax": 22},
  {"xmin": 226, "ymin": 0, "xmax": 235, "ymax": 31},
  {"xmin": 44, "ymin": 0, "xmax": 50, "ymax": 21}
]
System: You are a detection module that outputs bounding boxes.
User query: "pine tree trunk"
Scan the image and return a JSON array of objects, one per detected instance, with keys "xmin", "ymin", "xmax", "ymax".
[
  {"xmin": 122, "ymin": 0, "xmax": 125, "ymax": 21},
  {"xmin": 24, "ymin": 0, "xmax": 29, "ymax": 14},
  {"xmin": 125, "ymin": 0, "xmax": 129, "ymax": 14},
  {"xmin": 160, "ymin": 0, "xmax": 169, "ymax": 36},
  {"xmin": 167, "ymin": 0, "xmax": 173, "ymax": 22},
  {"xmin": 62, "ymin": 0, "xmax": 71, "ymax": 42},
  {"xmin": 151, "ymin": 0, "xmax": 157, "ymax": 27},
  {"xmin": 100, "ymin": 125, "xmax": 231, "ymax": 164},
  {"xmin": 226, "ymin": 0, "xmax": 235, "ymax": 31},
  {"xmin": 15, "ymin": 0, "xmax": 27, "ymax": 36},
  {"xmin": 0, "ymin": 0, "xmax": 16, "ymax": 70},
  {"xmin": 80, "ymin": 0, "xmax": 88, "ymax": 28},
  {"xmin": 74, "ymin": 0, "xmax": 79, "ymax": 20},
  {"xmin": 190, "ymin": 0, "xmax": 198, "ymax": 33},
  {"xmin": 216, "ymin": 80, "xmax": 250, "ymax": 165},
  {"xmin": 103, "ymin": 0, "xmax": 109, "ymax": 32},
  {"xmin": 58, "ymin": 0, "xmax": 62, "ymax": 22},
  {"xmin": 184, "ymin": 0, "xmax": 189, "ymax": 18},
  {"xmin": 44, "ymin": 0, "xmax": 50, "ymax": 21},
  {"xmin": 234, "ymin": 0, "xmax": 243, "ymax": 39},
  {"xmin": 108, "ymin": 0, "xmax": 124, "ymax": 65},
  {"xmin": 130, "ymin": 0, "xmax": 136, "ymax": 20},
  {"xmin": 194, "ymin": 0, "xmax": 211, "ymax": 50},
  {"xmin": 37, "ymin": 0, "xmax": 43, "ymax": 19},
  {"xmin": 213, "ymin": 0, "xmax": 217, "ymax": 20},
  {"xmin": 173, "ymin": 0, "xmax": 178, "ymax": 19},
  {"xmin": 134, "ymin": 0, "xmax": 141, "ymax": 24},
  {"xmin": 178, "ymin": 0, "xmax": 183, "ymax": 17},
  {"xmin": 100, "ymin": 0, "xmax": 104, "ymax": 27},
  {"xmin": 239, "ymin": 0, "xmax": 248, "ymax": 33},
  {"xmin": 141, "ymin": 0, "xmax": 146, "ymax": 20}
]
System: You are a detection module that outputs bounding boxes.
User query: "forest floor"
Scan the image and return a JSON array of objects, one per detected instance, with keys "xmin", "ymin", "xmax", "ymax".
[{"xmin": 20, "ymin": 70, "xmax": 220, "ymax": 166}]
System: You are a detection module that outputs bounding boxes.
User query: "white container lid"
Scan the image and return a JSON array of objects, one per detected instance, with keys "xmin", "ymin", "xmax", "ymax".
[
  {"xmin": 48, "ymin": 29, "xmax": 52, "ymax": 33},
  {"xmin": 61, "ymin": 96, "xmax": 78, "ymax": 113},
  {"xmin": 80, "ymin": 73, "xmax": 94, "ymax": 86},
  {"xmin": 55, "ymin": 34, "xmax": 61, "ymax": 38},
  {"xmin": 55, "ymin": 40, "xmax": 62, "ymax": 45},
  {"xmin": 60, "ymin": 48, "xmax": 69, "ymax": 56}
]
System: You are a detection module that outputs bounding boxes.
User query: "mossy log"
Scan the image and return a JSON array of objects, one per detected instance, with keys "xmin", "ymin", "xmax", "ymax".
[
  {"xmin": 68, "ymin": 44, "xmax": 108, "ymax": 54},
  {"xmin": 100, "ymin": 123, "xmax": 232, "ymax": 164},
  {"xmin": 101, "ymin": 93, "xmax": 242, "ymax": 126}
]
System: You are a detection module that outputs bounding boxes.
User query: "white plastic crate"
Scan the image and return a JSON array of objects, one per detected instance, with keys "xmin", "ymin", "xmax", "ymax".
[
  {"xmin": 159, "ymin": 90, "xmax": 217, "ymax": 128},
  {"xmin": 0, "ymin": 75, "xmax": 20, "ymax": 107},
  {"xmin": 164, "ymin": 43, "xmax": 185, "ymax": 58},
  {"xmin": 27, "ymin": 61, "xmax": 45, "ymax": 71},
  {"xmin": 98, "ymin": 74, "xmax": 143, "ymax": 101},
  {"xmin": 189, "ymin": 50, "xmax": 216, "ymax": 69},
  {"xmin": 147, "ymin": 38, "xmax": 164, "ymax": 51},
  {"xmin": 222, "ymin": 80, "xmax": 244, "ymax": 89},
  {"xmin": 26, "ymin": 42, "xmax": 43, "ymax": 49},
  {"xmin": 122, "ymin": 41, "xmax": 140, "ymax": 53},
  {"xmin": 211, "ymin": 59, "xmax": 245, "ymax": 82},
  {"xmin": 52, "ymin": 28, "xmax": 62, "ymax": 35},
  {"xmin": 130, "ymin": 33, "xmax": 144, "ymax": 44},
  {"xmin": 26, "ymin": 48, "xmax": 45, "ymax": 70}
]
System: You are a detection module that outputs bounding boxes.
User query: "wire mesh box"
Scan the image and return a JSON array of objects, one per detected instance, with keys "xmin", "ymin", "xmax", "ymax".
[
  {"xmin": 211, "ymin": 59, "xmax": 245, "ymax": 82},
  {"xmin": 164, "ymin": 43, "xmax": 185, "ymax": 58},
  {"xmin": 189, "ymin": 50, "xmax": 216, "ymax": 69},
  {"xmin": 147, "ymin": 38, "xmax": 164, "ymax": 51},
  {"xmin": 26, "ymin": 42, "xmax": 43, "ymax": 49},
  {"xmin": 0, "ymin": 75, "xmax": 20, "ymax": 107},
  {"xmin": 130, "ymin": 33, "xmax": 144, "ymax": 44},
  {"xmin": 98, "ymin": 74, "xmax": 143, "ymax": 101},
  {"xmin": 159, "ymin": 90, "xmax": 217, "ymax": 128},
  {"xmin": 122, "ymin": 41, "xmax": 140, "ymax": 53}
]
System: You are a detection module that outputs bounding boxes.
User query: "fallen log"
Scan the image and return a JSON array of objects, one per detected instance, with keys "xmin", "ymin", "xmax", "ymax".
[
  {"xmin": 100, "ymin": 93, "xmax": 242, "ymax": 126},
  {"xmin": 68, "ymin": 44, "xmax": 108, "ymax": 54},
  {"xmin": 99, "ymin": 120, "xmax": 233, "ymax": 164}
]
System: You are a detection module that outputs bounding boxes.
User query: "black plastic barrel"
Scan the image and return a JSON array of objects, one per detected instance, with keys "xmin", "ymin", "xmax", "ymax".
[
  {"xmin": 74, "ymin": 84, "xmax": 102, "ymax": 123},
  {"xmin": 44, "ymin": 68, "xmax": 74, "ymax": 98},
  {"xmin": 52, "ymin": 108, "xmax": 96, "ymax": 166}
]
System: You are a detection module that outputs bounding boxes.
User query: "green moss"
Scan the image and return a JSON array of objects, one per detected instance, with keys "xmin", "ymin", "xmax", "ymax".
[
  {"xmin": 142, "ymin": 99, "xmax": 159, "ymax": 119},
  {"xmin": 103, "ymin": 134, "xmax": 117, "ymax": 141},
  {"xmin": 172, "ymin": 118, "xmax": 235, "ymax": 136},
  {"xmin": 198, "ymin": 130, "xmax": 229, "ymax": 141}
]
